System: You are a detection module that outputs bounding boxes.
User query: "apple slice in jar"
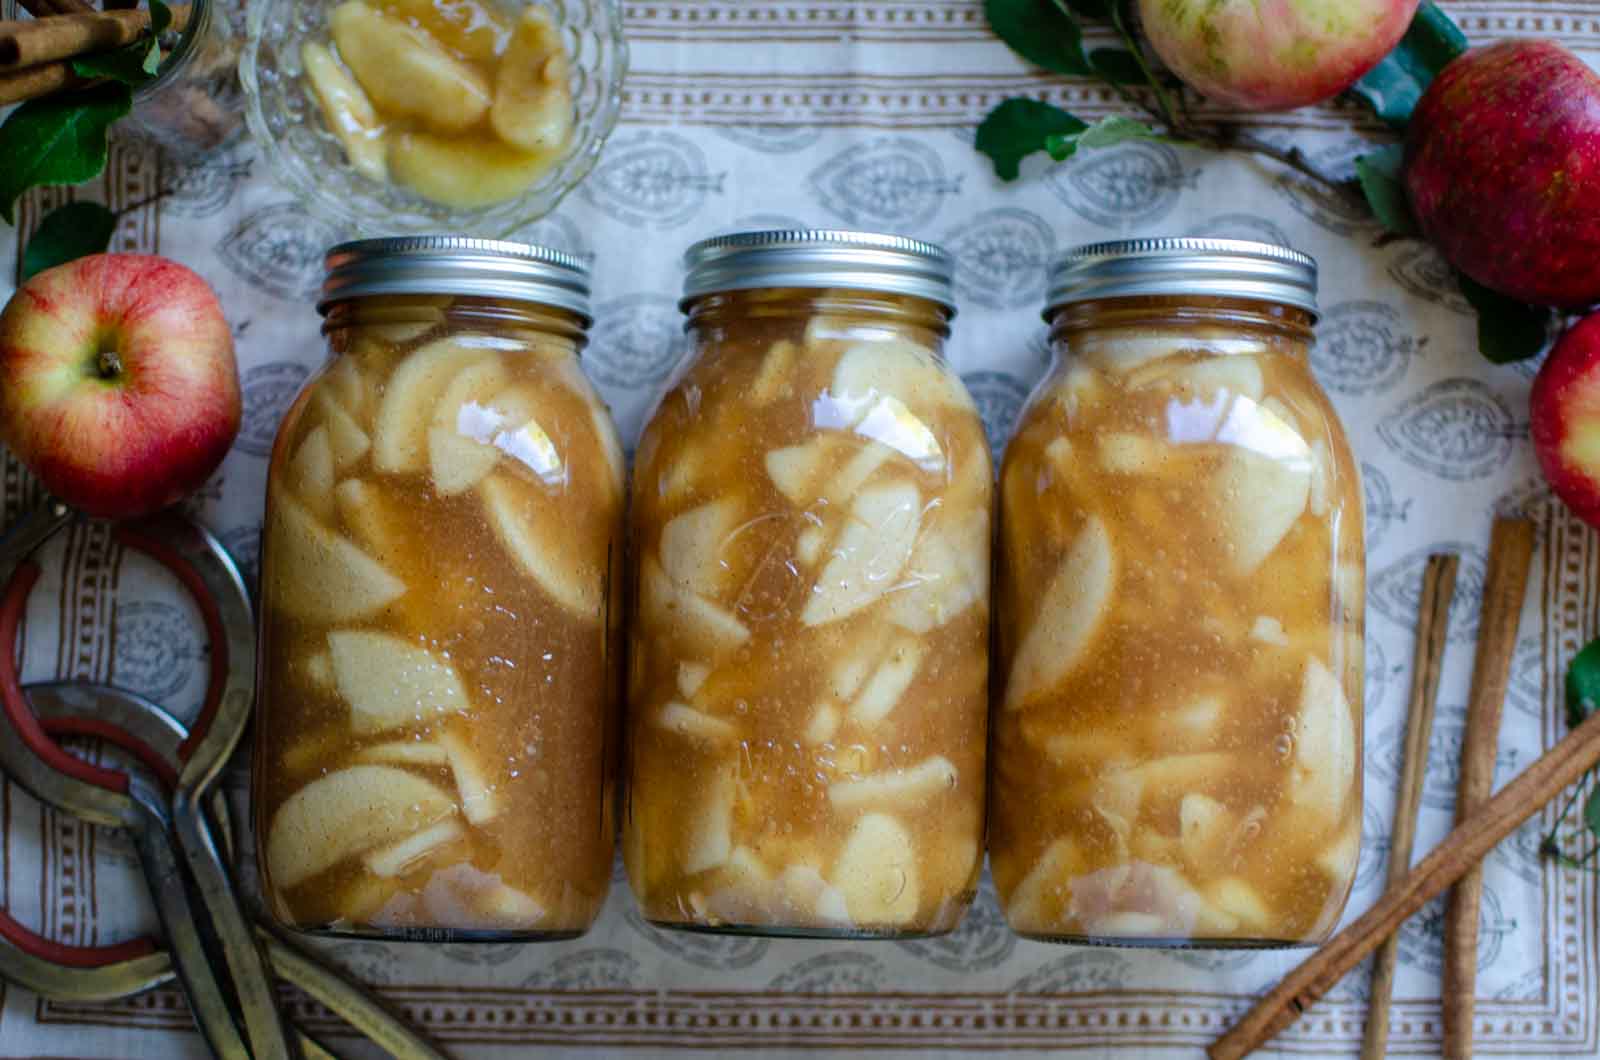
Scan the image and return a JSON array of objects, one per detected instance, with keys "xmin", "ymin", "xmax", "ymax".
[
  {"xmin": 848, "ymin": 637, "xmax": 924, "ymax": 726},
  {"xmin": 326, "ymin": 356, "xmax": 373, "ymax": 427},
  {"xmin": 677, "ymin": 661, "xmax": 712, "ymax": 700},
  {"xmin": 417, "ymin": 864, "xmax": 547, "ymax": 930},
  {"xmin": 489, "ymin": 7, "xmax": 574, "ymax": 154},
  {"xmin": 828, "ymin": 754, "xmax": 956, "ymax": 811},
  {"xmin": 372, "ymin": 339, "xmax": 493, "ymax": 473},
  {"xmin": 265, "ymin": 764, "xmax": 456, "ymax": 889},
  {"xmin": 776, "ymin": 864, "xmax": 852, "ymax": 927},
  {"xmin": 765, "ymin": 435, "xmax": 847, "ymax": 507},
  {"xmin": 885, "ymin": 510, "xmax": 989, "ymax": 634},
  {"xmin": 357, "ymin": 739, "xmax": 449, "ymax": 767},
  {"xmin": 1287, "ymin": 657, "xmax": 1357, "ymax": 820},
  {"xmin": 660, "ymin": 498, "xmax": 742, "ymax": 600},
  {"xmin": 1126, "ymin": 355, "xmax": 1265, "ymax": 402},
  {"xmin": 327, "ymin": 630, "xmax": 469, "ymax": 735},
  {"xmin": 1005, "ymin": 837, "xmax": 1084, "ymax": 931},
  {"xmin": 363, "ymin": 818, "xmax": 465, "ymax": 878},
  {"xmin": 267, "ymin": 489, "xmax": 406, "ymax": 623},
  {"xmin": 640, "ymin": 556, "xmax": 750, "ymax": 659},
  {"xmin": 426, "ymin": 361, "xmax": 513, "ymax": 494},
  {"xmin": 704, "ymin": 846, "xmax": 775, "ymax": 924},
  {"xmin": 655, "ymin": 702, "xmax": 738, "ymax": 746},
  {"xmin": 313, "ymin": 390, "xmax": 371, "ymax": 472},
  {"xmin": 1209, "ymin": 445, "xmax": 1312, "ymax": 577},
  {"xmin": 831, "ymin": 812, "xmax": 919, "ymax": 927},
  {"xmin": 801, "ymin": 480, "xmax": 922, "ymax": 627},
  {"xmin": 828, "ymin": 341, "xmax": 963, "ymax": 426},
  {"xmin": 683, "ymin": 766, "xmax": 737, "ymax": 874},
  {"xmin": 479, "ymin": 472, "xmax": 601, "ymax": 617},
  {"xmin": 1004, "ymin": 515, "xmax": 1115, "ymax": 710},
  {"xmin": 329, "ymin": 2, "xmax": 491, "ymax": 134},
  {"xmin": 750, "ymin": 339, "xmax": 798, "ymax": 405},
  {"xmin": 437, "ymin": 728, "xmax": 500, "ymax": 826},
  {"xmin": 288, "ymin": 425, "xmax": 337, "ymax": 521}
]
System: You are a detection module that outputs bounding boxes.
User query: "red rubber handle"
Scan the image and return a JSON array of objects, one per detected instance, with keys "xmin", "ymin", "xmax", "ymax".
[
  {"xmin": 0, "ymin": 905, "xmax": 157, "ymax": 967},
  {"xmin": 112, "ymin": 526, "xmax": 229, "ymax": 764},
  {"xmin": 0, "ymin": 563, "xmax": 128, "ymax": 794},
  {"xmin": 40, "ymin": 717, "xmax": 180, "ymax": 792}
]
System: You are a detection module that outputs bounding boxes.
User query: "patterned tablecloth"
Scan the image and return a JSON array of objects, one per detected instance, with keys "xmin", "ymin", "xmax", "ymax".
[{"xmin": 3, "ymin": 1, "xmax": 1599, "ymax": 1056}]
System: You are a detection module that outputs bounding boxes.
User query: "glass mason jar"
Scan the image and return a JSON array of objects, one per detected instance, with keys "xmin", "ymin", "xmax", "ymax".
[
  {"xmin": 254, "ymin": 237, "xmax": 625, "ymax": 940},
  {"xmin": 991, "ymin": 239, "xmax": 1364, "ymax": 948},
  {"xmin": 120, "ymin": 0, "xmax": 247, "ymax": 159},
  {"xmin": 624, "ymin": 231, "xmax": 993, "ymax": 938}
]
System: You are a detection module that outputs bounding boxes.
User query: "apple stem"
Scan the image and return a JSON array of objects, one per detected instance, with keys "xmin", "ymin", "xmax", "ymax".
[{"xmin": 98, "ymin": 349, "xmax": 122, "ymax": 379}]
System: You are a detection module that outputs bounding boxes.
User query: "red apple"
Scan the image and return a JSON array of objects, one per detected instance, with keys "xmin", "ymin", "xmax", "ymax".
[
  {"xmin": 1136, "ymin": 0, "xmax": 1420, "ymax": 111},
  {"xmin": 0, "ymin": 253, "xmax": 241, "ymax": 518},
  {"xmin": 1405, "ymin": 40, "xmax": 1600, "ymax": 308},
  {"xmin": 1532, "ymin": 313, "xmax": 1600, "ymax": 528}
]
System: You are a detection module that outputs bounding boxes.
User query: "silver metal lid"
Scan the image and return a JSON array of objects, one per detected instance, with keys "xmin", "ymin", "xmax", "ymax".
[
  {"xmin": 1045, "ymin": 237, "xmax": 1318, "ymax": 319},
  {"xmin": 319, "ymin": 236, "xmax": 592, "ymax": 323},
  {"xmin": 681, "ymin": 229, "xmax": 956, "ymax": 313}
]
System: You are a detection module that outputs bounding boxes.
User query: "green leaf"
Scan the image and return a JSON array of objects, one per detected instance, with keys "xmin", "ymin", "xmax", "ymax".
[
  {"xmin": 1354, "ymin": 144, "xmax": 1417, "ymax": 236},
  {"xmin": 148, "ymin": 0, "xmax": 173, "ymax": 37},
  {"xmin": 1350, "ymin": 1, "xmax": 1470, "ymax": 127},
  {"xmin": 1566, "ymin": 637, "xmax": 1600, "ymax": 730},
  {"xmin": 72, "ymin": 40, "xmax": 161, "ymax": 83},
  {"xmin": 0, "ymin": 83, "xmax": 132, "ymax": 226},
  {"xmin": 1089, "ymin": 47, "xmax": 1145, "ymax": 84},
  {"xmin": 70, "ymin": 0, "xmax": 172, "ymax": 83},
  {"xmin": 1045, "ymin": 114, "xmax": 1161, "ymax": 160},
  {"xmin": 985, "ymin": 0, "xmax": 1092, "ymax": 77},
  {"xmin": 1457, "ymin": 273, "xmax": 1553, "ymax": 365},
  {"xmin": 976, "ymin": 98, "xmax": 1088, "ymax": 181},
  {"xmin": 1584, "ymin": 786, "xmax": 1600, "ymax": 842},
  {"xmin": 1075, "ymin": 114, "xmax": 1159, "ymax": 150},
  {"xmin": 20, "ymin": 201, "xmax": 117, "ymax": 281}
]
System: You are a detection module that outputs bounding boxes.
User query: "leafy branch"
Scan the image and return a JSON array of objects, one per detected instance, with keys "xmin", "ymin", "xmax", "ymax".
[
  {"xmin": 1, "ymin": 0, "xmax": 173, "ymax": 276},
  {"xmin": 976, "ymin": 0, "xmax": 1556, "ymax": 364},
  {"xmin": 1542, "ymin": 638, "xmax": 1600, "ymax": 871}
]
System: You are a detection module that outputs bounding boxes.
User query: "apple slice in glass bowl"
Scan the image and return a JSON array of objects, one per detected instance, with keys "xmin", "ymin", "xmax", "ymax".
[{"xmin": 240, "ymin": 0, "xmax": 626, "ymax": 236}]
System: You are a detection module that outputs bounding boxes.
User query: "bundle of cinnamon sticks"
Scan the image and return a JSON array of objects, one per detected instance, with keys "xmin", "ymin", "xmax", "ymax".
[{"xmin": 1, "ymin": 0, "xmax": 190, "ymax": 106}]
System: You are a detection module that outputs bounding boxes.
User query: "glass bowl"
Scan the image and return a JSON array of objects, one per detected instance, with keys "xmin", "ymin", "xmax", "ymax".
[{"xmin": 240, "ymin": 0, "xmax": 626, "ymax": 236}]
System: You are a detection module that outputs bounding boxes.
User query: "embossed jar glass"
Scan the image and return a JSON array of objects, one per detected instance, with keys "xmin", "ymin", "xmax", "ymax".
[
  {"xmin": 254, "ymin": 237, "xmax": 625, "ymax": 940},
  {"xmin": 624, "ymin": 230, "xmax": 993, "ymax": 938},
  {"xmin": 240, "ymin": 0, "xmax": 626, "ymax": 236},
  {"xmin": 0, "ymin": 0, "xmax": 247, "ymax": 158},
  {"xmin": 991, "ymin": 238, "xmax": 1365, "ymax": 948}
]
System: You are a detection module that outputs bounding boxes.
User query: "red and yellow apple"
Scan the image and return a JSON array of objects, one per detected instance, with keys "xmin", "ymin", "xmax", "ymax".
[
  {"xmin": 1532, "ymin": 314, "xmax": 1600, "ymax": 529},
  {"xmin": 1136, "ymin": 0, "xmax": 1420, "ymax": 111},
  {"xmin": 0, "ymin": 253, "xmax": 241, "ymax": 518},
  {"xmin": 1405, "ymin": 40, "xmax": 1600, "ymax": 308}
]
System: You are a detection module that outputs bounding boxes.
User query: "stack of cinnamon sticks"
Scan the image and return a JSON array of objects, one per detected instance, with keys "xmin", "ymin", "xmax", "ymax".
[{"xmin": 1, "ymin": 0, "xmax": 190, "ymax": 106}]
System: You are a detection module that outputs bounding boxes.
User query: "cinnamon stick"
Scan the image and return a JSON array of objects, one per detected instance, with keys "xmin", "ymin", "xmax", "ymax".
[
  {"xmin": 1441, "ymin": 518, "xmax": 1536, "ymax": 1058},
  {"xmin": 16, "ymin": 0, "xmax": 94, "ymax": 19},
  {"xmin": 0, "ymin": 6, "xmax": 190, "ymax": 71},
  {"xmin": 1209, "ymin": 706, "xmax": 1600, "ymax": 1060},
  {"xmin": 0, "ymin": 58, "xmax": 88, "ymax": 104},
  {"xmin": 1361, "ymin": 553, "xmax": 1458, "ymax": 1060}
]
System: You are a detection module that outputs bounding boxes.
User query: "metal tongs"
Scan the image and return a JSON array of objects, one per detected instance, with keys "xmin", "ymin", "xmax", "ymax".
[{"xmin": 0, "ymin": 501, "xmax": 448, "ymax": 1060}]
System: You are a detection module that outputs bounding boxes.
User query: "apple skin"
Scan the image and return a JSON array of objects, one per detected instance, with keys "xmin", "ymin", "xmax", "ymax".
[
  {"xmin": 1531, "ymin": 314, "xmax": 1600, "ymax": 528},
  {"xmin": 1405, "ymin": 40, "xmax": 1600, "ymax": 308},
  {"xmin": 0, "ymin": 254, "xmax": 241, "ymax": 519},
  {"xmin": 1136, "ymin": 0, "xmax": 1420, "ymax": 111}
]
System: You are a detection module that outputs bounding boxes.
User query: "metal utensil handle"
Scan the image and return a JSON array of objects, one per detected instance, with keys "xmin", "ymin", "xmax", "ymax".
[{"xmin": 260, "ymin": 929, "xmax": 454, "ymax": 1060}]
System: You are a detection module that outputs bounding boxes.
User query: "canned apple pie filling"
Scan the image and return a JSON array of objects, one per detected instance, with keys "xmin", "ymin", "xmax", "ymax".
[
  {"xmin": 991, "ymin": 238, "xmax": 1365, "ymax": 947},
  {"xmin": 624, "ymin": 231, "xmax": 993, "ymax": 937},
  {"xmin": 254, "ymin": 237, "xmax": 624, "ymax": 939}
]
